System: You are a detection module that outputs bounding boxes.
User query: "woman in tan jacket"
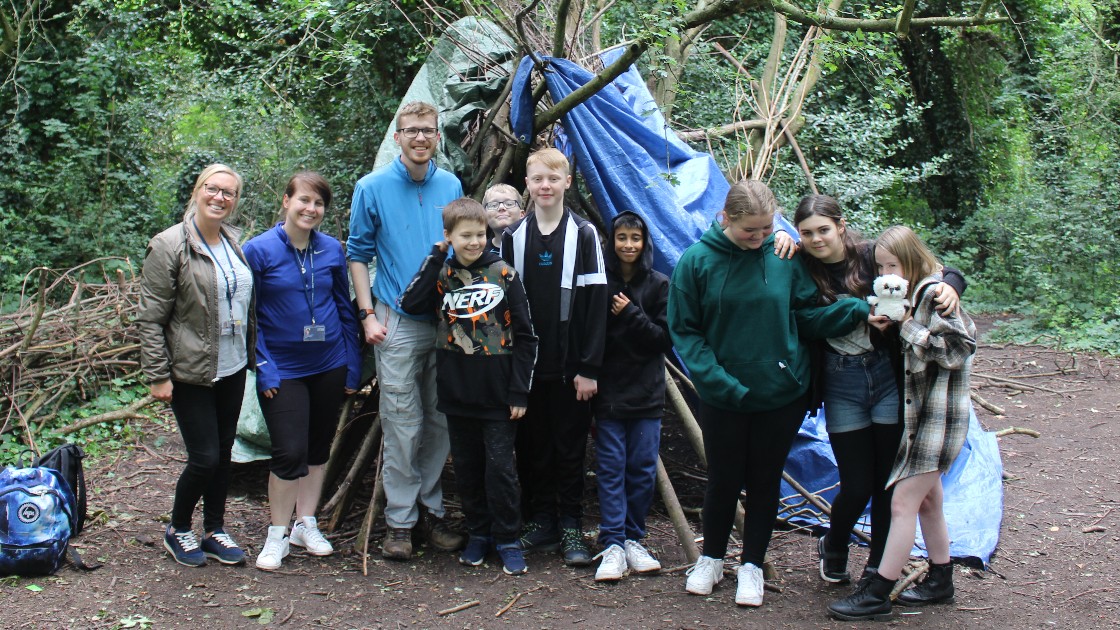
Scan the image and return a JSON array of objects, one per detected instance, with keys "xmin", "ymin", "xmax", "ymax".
[{"xmin": 137, "ymin": 163, "xmax": 256, "ymax": 567}]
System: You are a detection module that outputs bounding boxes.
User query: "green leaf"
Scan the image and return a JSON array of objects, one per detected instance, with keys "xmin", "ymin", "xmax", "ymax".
[{"xmin": 26, "ymin": 584, "xmax": 43, "ymax": 592}]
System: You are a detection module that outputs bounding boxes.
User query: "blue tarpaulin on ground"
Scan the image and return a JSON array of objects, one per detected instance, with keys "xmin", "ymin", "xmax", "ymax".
[
  {"xmin": 783, "ymin": 408, "xmax": 1003, "ymax": 565},
  {"xmin": 511, "ymin": 52, "xmax": 1003, "ymax": 565}
]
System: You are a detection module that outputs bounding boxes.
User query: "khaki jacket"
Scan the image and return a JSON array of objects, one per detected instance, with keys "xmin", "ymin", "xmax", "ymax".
[{"xmin": 136, "ymin": 216, "xmax": 257, "ymax": 386}]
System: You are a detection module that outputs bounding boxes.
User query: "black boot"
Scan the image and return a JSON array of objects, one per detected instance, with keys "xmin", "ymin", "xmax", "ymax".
[
  {"xmin": 897, "ymin": 561, "xmax": 955, "ymax": 606},
  {"xmin": 827, "ymin": 571, "xmax": 895, "ymax": 621}
]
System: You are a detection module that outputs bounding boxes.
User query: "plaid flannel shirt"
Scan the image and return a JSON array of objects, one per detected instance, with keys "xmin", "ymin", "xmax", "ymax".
[{"xmin": 887, "ymin": 272, "xmax": 978, "ymax": 488}]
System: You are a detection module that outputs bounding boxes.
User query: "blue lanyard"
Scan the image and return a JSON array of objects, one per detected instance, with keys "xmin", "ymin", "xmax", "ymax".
[
  {"xmin": 193, "ymin": 220, "xmax": 237, "ymax": 314},
  {"xmin": 292, "ymin": 234, "xmax": 316, "ymax": 324}
]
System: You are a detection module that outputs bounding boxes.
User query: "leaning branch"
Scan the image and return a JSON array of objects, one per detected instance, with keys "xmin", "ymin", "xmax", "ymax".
[
  {"xmin": 532, "ymin": 39, "xmax": 646, "ymax": 131},
  {"xmin": 764, "ymin": 0, "xmax": 1009, "ymax": 31},
  {"xmin": 55, "ymin": 396, "xmax": 156, "ymax": 436}
]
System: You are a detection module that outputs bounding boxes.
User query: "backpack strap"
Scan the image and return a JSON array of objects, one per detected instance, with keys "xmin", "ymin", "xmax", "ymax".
[{"xmin": 66, "ymin": 545, "xmax": 102, "ymax": 571}]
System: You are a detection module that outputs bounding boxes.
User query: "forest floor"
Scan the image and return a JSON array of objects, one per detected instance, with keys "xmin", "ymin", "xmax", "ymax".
[{"xmin": 3, "ymin": 316, "xmax": 1118, "ymax": 629}]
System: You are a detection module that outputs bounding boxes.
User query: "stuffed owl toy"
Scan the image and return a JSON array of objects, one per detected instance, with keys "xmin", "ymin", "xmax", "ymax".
[{"xmin": 867, "ymin": 274, "xmax": 910, "ymax": 321}]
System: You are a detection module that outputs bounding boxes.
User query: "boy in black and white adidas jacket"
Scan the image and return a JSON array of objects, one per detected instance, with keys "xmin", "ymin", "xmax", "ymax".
[
  {"xmin": 400, "ymin": 198, "xmax": 538, "ymax": 575},
  {"xmin": 500, "ymin": 148, "xmax": 609, "ymax": 566}
]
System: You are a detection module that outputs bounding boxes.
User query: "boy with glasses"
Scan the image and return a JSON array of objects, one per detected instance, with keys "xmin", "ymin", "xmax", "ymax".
[
  {"xmin": 482, "ymin": 184, "xmax": 524, "ymax": 255},
  {"xmin": 348, "ymin": 101, "xmax": 466, "ymax": 561}
]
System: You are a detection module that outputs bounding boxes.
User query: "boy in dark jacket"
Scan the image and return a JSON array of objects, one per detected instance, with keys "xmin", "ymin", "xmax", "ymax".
[
  {"xmin": 591, "ymin": 211, "xmax": 672, "ymax": 582},
  {"xmin": 400, "ymin": 198, "xmax": 538, "ymax": 575},
  {"xmin": 501, "ymin": 148, "xmax": 609, "ymax": 566}
]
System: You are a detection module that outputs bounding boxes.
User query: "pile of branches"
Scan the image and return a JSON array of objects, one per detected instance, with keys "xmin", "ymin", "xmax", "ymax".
[{"xmin": 0, "ymin": 258, "xmax": 152, "ymax": 455}]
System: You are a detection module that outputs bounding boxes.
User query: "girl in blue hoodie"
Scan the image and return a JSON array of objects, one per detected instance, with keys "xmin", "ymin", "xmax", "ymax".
[{"xmin": 669, "ymin": 180, "xmax": 870, "ymax": 608}]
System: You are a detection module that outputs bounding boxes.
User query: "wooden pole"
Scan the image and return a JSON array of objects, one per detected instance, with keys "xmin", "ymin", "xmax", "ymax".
[{"xmin": 656, "ymin": 455, "xmax": 698, "ymax": 565}]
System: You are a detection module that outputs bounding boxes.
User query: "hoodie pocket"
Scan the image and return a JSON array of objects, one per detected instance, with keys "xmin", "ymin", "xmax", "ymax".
[{"xmin": 724, "ymin": 359, "xmax": 804, "ymax": 407}]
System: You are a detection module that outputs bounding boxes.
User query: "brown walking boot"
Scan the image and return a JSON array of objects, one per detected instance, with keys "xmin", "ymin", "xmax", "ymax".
[
  {"xmin": 421, "ymin": 512, "xmax": 465, "ymax": 552},
  {"xmin": 382, "ymin": 527, "xmax": 413, "ymax": 561}
]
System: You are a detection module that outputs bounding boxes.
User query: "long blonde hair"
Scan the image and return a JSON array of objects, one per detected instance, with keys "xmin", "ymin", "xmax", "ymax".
[
  {"xmin": 184, "ymin": 163, "xmax": 243, "ymax": 221},
  {"xmin": 874, "ymin": 225, "xmax": 942, "ymax": 298}
]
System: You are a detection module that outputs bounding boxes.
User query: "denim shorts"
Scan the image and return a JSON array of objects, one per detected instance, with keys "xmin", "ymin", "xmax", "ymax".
[{"xmin": 821, "ymin": 348, "xmax": 899, "ymax": 434}]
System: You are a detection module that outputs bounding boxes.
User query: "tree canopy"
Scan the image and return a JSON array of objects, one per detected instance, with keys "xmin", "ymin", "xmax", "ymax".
[{"xmin": 1, "ymin": 0, "xmax": 1118, "ymax": 351}]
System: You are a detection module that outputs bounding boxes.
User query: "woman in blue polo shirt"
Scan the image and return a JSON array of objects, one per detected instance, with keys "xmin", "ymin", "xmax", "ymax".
[{"xmin": 243, "ymin": 171, "xmax": 361, "ymax": 571}]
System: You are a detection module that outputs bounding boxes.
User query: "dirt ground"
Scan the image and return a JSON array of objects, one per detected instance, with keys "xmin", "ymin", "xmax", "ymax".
[{"xmin": 3, "ymin": 316, "xmax": 1118, "ymax": 629}]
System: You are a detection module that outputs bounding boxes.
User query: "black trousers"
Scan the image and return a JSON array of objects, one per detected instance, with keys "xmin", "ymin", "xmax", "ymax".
[
  {"xmin": 699, "ymin": 394, "xmax": 807, "ymax": 566},
  {"xmin": 169, "ymin": 368, "xmax": 246, "ymax": 533},
  {"xmin": 447, "ymin": 415, "xmax": 521, "ymax": 543},
  {"xmin": 516, "ymin": 378, "xmax": 592, "ymax": 526},
  {"xmin": 825, "ymin": 422, "xmax": 903, "ymax": 568},
  {"xmin": 258, "ymin": 365, "xmax": 347, "ymax": 480}
]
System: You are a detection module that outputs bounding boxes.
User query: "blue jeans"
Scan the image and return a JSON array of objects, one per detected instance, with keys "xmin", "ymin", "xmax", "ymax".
[
  {"xmin": 821, "ymin": 349, "xmax": 899, "ymax": 434},
  {"xmin": 374, "ymin": 303, "xmax": 449, "ymax": 529},
  {"xmin": 595, "ymin": 417, "xmax": 661, "ymax": 548}
]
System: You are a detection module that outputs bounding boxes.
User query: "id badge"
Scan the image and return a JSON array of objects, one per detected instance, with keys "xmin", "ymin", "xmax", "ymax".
[
  {"xmin": 303, "ymin": 324, "xmax": 326, "ymax": 342},
  {"xmin": 220, "ymin": 319, "xmax": 245, "ymax": 336}
]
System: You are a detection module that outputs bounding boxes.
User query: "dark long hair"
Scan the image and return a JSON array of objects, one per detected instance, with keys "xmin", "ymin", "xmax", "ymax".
[{"xmin": 793, "ymin": 194, "xmax": 871, "ymax": 303}]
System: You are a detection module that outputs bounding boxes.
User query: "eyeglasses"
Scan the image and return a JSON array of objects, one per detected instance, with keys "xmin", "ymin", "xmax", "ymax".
[
  {"xmin": 398, "ymin": 127, "xmax": 438, "ymax": 139},
  {"xmin": 202, "ymin": 184, "xmax": 238, "ymax": 201},
  {"xmin": 484, "ymin": 199, "xmax": 521, "ymax": 211}
]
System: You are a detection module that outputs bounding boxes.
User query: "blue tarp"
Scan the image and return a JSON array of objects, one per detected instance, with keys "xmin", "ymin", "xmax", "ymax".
[
  {"xmin": 510, "ymin": 53, "xmax": 1003, "ymax": 565},
  {"xmin": 511, "ymin": 51, "xmax": 794, "ymax": 276},
  {"xmin": 783, "ymin": 408, "xmax": 1003, "ymax": 564}
]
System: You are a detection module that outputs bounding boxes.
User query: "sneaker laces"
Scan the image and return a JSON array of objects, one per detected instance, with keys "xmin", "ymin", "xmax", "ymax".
[
  {"xmin": 560, "ymin": 528, "xmax": 584, "ymax": 549},
  {"xmin": 209, "ymin": 531, "xmax": 239, "ymax": 549},
  {"xmin": 687, "ymin": 556, "xmax": 719, "ymax": 578},
  {"xmin": 260, "ymin": 533, "xmax": 286, "ymax": 557},
  {"xmin": 592, "ymin": 544, "xmax": 624, "ymax": 562},
  {"xmin": 297, "ymin": 522, "xmax": 329, "ymax": 547},
  {"xmin": 173, "ymin": 530, "xmax": 201, "ymax": 552},
  {"xmin": 625, "ymin": 540, "xmax": 656, "ymax": 562}
]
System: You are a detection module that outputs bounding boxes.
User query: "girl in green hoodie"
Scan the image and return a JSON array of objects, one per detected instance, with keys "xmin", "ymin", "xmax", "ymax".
[{"xmin": 669, "ymin": 180, "xmax": 870, "ymax": 607}]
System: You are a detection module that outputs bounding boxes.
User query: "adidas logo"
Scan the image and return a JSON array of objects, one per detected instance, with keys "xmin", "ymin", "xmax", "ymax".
[{"xmin": 538, "ymin": 251, "xmax": 553, "ymax": 266}]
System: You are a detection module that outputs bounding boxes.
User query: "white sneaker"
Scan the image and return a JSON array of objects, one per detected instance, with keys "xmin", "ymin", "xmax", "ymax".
[
  {"xmin": 735, "ymin": 562, "xmax": 765, "ymax": 607},
  {"xmin": 685, "ymin": 555, "xmax": 724, "ymax": 595},
  {"xmin": 255, "ymin": 525, "xmax": 290, "ymax": 571},
  {"xmin": 290, "ymin": 516, "xmax": 333, "ymax": 556},
  {"xmin": 624, "ymin": 539, "xmax": 662, "ymax": 573},
  {"xmin": 594, "ymin": 544, "xmax": 627, "ymax": 582}
]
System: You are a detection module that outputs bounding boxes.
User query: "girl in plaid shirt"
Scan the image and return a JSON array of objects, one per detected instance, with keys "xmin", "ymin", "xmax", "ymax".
[{"xmin": 829, "ymin": 225, "xmax": 977, "ymax": 621}]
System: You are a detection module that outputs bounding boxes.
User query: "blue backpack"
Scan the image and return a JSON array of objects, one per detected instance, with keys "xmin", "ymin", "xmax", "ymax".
[{"xmin": 0, "ymin": 466, "xmax": 77, "ymax": 576}]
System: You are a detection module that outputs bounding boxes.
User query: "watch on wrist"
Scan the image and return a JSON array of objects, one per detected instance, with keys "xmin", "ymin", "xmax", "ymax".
[{"xmin": 358, "ymin": 308, "xmax": 375, "ymax": 321}]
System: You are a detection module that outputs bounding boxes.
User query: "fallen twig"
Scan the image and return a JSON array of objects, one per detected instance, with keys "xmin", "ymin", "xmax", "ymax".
[
  {"xmin": 970, "ymin": 391, "xmax": 1005, "ymax": 415},
  {"xmin": 1061, "ymin": 587, "xmax": 1116, "ymax": 603},
  {"xmin": 55, "ymin": 395, "xmax": 156, "ymax": 435},
  {"xmin": 437, "ymin": 600, "xmax": 480, "ymax": 616},
  {"xmin": 495, "ymin": 592, "xmax": 523, "ymax": 617},
  {"xmin": 995, "ymin": 427, "xmax": 1041, "ymax": 438}
]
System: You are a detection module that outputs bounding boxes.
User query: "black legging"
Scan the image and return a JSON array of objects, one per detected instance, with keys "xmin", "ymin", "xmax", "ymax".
[
  {"xmin": 825, "ymin": 422, "xmax": 903, "ymax": 567},
  {"xmin": 258, "ymin": 365, "xmax": 347, "ymax": 480},
  {"xmin": 169, "ymin": 368, "xmax": 246, "ymax": 533},
  {"xmin": 699, "ymin": 394, "xmax": 807, "ymax": 566}
]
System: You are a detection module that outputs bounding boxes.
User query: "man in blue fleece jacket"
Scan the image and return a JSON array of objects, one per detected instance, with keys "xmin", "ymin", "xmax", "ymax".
[{"xmin": 348, "ymin": 101, "xmax": 465, "ymax": 561}]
